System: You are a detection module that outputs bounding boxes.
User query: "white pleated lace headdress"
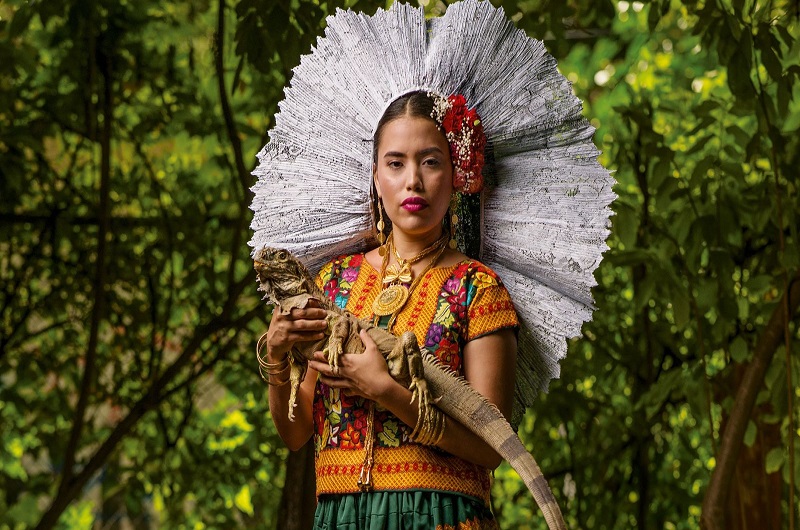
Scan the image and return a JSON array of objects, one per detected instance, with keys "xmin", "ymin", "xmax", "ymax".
[{"xmin": 249, "ymin": 0, "xmax": 616, "ymax": 426}]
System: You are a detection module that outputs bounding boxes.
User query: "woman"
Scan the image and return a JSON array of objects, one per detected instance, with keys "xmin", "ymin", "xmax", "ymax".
[{"xmin": 262, "ymin": 91, "xmax": 519, "ymax": 529}]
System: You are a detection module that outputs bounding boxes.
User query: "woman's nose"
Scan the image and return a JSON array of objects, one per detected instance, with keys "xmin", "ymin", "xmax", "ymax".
[{"xmin": 405, "ymin": 164, "xmax": 423, "ymax": 191}]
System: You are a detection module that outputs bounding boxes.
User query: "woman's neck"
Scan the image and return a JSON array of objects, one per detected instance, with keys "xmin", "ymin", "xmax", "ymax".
[{"xmin": 391, "ymin": 228, "xmax": 445, "ymax": 260}]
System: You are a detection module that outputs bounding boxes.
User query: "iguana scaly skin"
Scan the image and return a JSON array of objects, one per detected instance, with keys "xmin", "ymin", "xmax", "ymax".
[{"xmin": 254, "ymin": 247, "xmax": 567, "ymax": 530}]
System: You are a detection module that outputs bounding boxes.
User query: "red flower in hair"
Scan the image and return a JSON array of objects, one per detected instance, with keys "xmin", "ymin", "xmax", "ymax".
[{"xmin": 430, "ymin": 93, "xmax": 486, "ymax": 194}]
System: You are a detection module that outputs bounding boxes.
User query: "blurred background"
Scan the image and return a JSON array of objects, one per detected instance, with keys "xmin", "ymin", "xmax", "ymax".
[{"xmin": 0, "ymin": 0, "xmax": 798, "ymax": 528}]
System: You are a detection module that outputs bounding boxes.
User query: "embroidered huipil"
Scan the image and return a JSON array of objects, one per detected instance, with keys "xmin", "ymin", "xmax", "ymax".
[{"xmin": 313, "ymin": 253, "xmax": 519, "ymax": 506}]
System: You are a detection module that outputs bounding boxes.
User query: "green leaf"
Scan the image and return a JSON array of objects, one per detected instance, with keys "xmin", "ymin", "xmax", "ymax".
[
  {"xmin": 613, "ymin": 202, "xmax": 639, "ymax": 249},
  {"xmin": 737, "ymin": 297, "xmax": 749, "ymax": 320},
  {"xmin": 765, "ymin": 447, "xmax": 784, "ymax": 474},
  {"xmin": 780, "ymin": 245, "xmax": 800, "ymax": 269},
  {"xmin": 691, "ymin": 158, "xmax": 714, "ymax": 186},
  {"xmin": 745, "ymin": 275, "xmax": 772, "ymax": 297},
  {"xmin": 8, "ymin": 6, "xmax": 34, "ymax": 38},
  {"xmin": 774, "ymin": 24, "xmax": 795, "ymax": 48},
  {"xmin": 744, "ymin": 420, "xmax": 757, "ymax": 447},
  {"xmin": 234, "ymin": 484, "xmax": 254, "ymax": 516},
  {"xmin": 730, "ymin": 336, "xmax": 748, "ymax": 363},
  {"xmin": 687, "ymin": 116, "xmax": 716, "ymax": 136},
  {"xmin": 650, "ymin": 156, "xmax": 672, "ymax": 190},
  {"xmin": 633, "ymin": 274, "xmax": 656, "ymax": 310},
  {"xmin": 727, "ymin": 35, "xmax": 755, "ymax": 100},
  {"xmin": 758, "ymin": 36, "xmax": 783, "ymax": 80},
  {"xmin": 693, "ymin": 100, "xmax": 720, "ymax": 117},
  {"xmin": 745, "ymin": 133, "xmax": 762, "ymax": 160},
  {"xmin": 640, "ymin": 368, "xmax": 684, "ymax": 420},
  {"xmin": 777, "ymin": 79, "xmax": 791, "ymax": 116},
  {"xmin": 672, "ymin": 291, "xmax": 690, "ymax": 329},
  {"xmin": 719, "ymin": 294, "xmax": 739, "ymax": 321},
  {"xmin": 726, "ymin": 125, "xmax": 751, "ymax": 149}
]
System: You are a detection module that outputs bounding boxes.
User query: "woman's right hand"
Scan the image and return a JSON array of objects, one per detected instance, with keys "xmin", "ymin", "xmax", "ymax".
[
  {"xmin": 266, "ymin": 301, "xmax": 329, "ymax": 360},
  {"xmin": 266, "ymin": 301, "xmax": 328, "ymax": 451}
]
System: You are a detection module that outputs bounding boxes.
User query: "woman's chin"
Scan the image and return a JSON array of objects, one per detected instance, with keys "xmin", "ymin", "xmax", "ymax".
[{"xmin": 391, "ymin": 223, "xmax": 443, "ymax": 241}]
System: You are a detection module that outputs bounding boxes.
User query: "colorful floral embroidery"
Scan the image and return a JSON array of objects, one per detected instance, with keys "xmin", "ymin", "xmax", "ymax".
[
  {"xmin": 320, "ymin": 254, "xmax": 363, "ymax": 309},
  {"xmin": 313, "ymin": 256, "xmax": 517, "ymax": 453},
  {"xmin": 472, "ymin": 270, "xmax": 498, "ymax": 290}
]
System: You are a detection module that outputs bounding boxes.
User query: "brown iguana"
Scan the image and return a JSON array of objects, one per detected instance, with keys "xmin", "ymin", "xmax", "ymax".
[{"xmin": 254, "ymin": 246, "xmax": 567, "ymax": 530}]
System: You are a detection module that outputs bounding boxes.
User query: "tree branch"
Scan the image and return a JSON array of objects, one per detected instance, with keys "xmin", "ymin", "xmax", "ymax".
[
  {"xmin": 701, "ymin": 271, "xmax": 800, "ymax": 530},
  {"xmin": 214, "ymin": 0, "xmax": 255, "ymax": 303},
  {"xmin": 214, "ymin": 0, "xmax": 252, "ymax": 202},
  {"xmin": 57, "ymin": 43, "xmax": 113, "ymax": 499}
]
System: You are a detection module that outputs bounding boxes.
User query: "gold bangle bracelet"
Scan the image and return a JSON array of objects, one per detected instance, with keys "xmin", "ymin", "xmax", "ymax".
[
  {"xmin": 410, "ymin": 406, "xmax": 446, "ymax": 446},
  {"xmin": 256, "ymin": 331, "xmax": 290, "ymax": 373},
  {"xmin": 261, "ymin": 357, "xmax": 290, "ymax": 372}
]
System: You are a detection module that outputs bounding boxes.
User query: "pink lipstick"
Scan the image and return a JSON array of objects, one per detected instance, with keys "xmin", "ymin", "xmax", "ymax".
[{"xmin": 401, "ymin": 197, "xmax": 428, "ymax": 212}]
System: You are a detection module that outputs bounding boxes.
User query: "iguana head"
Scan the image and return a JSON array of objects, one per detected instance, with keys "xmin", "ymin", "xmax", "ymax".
[{"xmin": 253, "ymin": 247, "xmax": 314, "ymax": 304}]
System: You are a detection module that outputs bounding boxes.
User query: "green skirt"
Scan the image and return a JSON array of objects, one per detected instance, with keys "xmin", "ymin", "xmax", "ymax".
[{"xmin": 313, "ymin": 490, "xmax": 498, "ymax": 530}]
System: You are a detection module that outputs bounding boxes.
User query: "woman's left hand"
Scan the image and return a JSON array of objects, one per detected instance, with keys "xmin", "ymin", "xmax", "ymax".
[{"xmin": 309, "ymin": 329, "xmax": 395, "ymax": 402}]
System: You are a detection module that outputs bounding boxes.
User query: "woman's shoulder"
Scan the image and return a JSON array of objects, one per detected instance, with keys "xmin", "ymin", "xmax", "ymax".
[
  {"xmin": 451, "ymin": 259, "xmax": 519, "ymax": 340},
  {"xmin": 444, "ymin": 256, "xmax": 507, "ymax": 290}
]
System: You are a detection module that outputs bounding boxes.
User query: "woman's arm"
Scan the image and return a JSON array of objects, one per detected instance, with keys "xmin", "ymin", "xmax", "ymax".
[
  {"xmin": 309, "ymin": 328, "xmax": 517, "ymax": 469},
  {"xmin": 264, "ymin": 304, "xmax": 328, "ymax": 451}
]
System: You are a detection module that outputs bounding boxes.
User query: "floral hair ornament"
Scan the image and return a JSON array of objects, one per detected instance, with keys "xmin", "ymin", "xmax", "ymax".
[{"xmin": 429, "ymin": 93, "xmax": 486, "ymax": 194}]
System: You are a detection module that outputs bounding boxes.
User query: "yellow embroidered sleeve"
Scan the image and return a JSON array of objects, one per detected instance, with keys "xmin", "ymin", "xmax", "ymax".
[{"xmin": 465, "ymin": 268, "xmax": 519, "ymax": 341}]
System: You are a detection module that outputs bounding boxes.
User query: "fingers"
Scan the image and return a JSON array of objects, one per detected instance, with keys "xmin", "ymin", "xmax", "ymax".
[
  {"xmin": 310, "ymin": 354, "xmax": 349, "ymax": 388},
  {"xmin": 283, "ymin": 331, "xmax": 327, "ymax": 344},
  {"xmin": 267, "ymin": 308, "xmax": 327, "ymax": 358},
  {"xmin": 271, "ymin": 305, "xmax": 327, "ymax": 323},
  {"xmin": 312, "ymin": 351, "xmax": 327, "ymax": 363},
  {"xmin": 359, "ymin": 328, "xmax": 376, "ymax": 347},
  {"xmin": 271, "ymin": 307, "xmax": 327, "ymax": 338},
  {"xmin": 309, "ymin": 351, "xmax": 339, "ymax": 376},
  {"xmin": 289, "ymin": 318, "xmax": 328, "ymax": 332},
  {"xmin": 288, "ymin": 307, "xmax": 328, "ymax": 321}
]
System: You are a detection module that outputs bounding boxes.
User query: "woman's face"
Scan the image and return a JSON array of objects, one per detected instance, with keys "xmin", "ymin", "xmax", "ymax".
[{"xmin": 373, "ymin": 116, "xmax": 453, "ymax": 243}]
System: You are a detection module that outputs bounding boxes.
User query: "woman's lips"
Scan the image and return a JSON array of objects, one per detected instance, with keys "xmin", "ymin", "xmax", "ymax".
[{"xmin": 401, "ymin": 197, "xmax": 428, "ymax": 212}]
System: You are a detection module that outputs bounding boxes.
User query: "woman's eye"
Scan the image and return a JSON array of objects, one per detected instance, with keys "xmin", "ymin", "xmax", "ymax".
[
  {"xmin": 423, "ymin": 158, "xmax": 441, "ymax": 166},
  {"xmin": 388, "ymin": 160, "xmax": 402, "ymax": 169}
]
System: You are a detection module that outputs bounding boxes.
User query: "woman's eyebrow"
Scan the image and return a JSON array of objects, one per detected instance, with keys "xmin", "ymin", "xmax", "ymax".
[
  {"xmin": 382, "ymin": 146, "xmax": 444, "ymax": 158},
  {"xmin": 418, "ymin": 146, "xmax": 444, "ymax": 156}
]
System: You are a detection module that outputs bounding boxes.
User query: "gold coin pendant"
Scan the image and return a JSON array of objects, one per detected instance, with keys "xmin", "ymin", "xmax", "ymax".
[{"xmin": 372, "ymin": 284, "xmax": 410, "ymax": 316}]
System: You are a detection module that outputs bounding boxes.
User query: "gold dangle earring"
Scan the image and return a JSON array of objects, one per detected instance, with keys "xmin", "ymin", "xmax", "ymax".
[
  {"xmin": 448, "ymin": 194, "xmax": 458, "ymax": 250},
  {"xmin": 377, "ymin": 199, "xmax": 387, "ymax": 256}
]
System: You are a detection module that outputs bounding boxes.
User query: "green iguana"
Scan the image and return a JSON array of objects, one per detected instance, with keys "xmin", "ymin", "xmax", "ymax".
[{"xmin": 254, "ymin": 246, "xmax": 567, "ymax": 530}]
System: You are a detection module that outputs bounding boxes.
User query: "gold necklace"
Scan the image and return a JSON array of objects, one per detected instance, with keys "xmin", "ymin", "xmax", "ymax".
[
  {"xmin": 383, "ymin": 233, "xmax": 446, "ymax": 284},
  {"xmin": 385, "ymin": 241, "xmax": 447, "ymax": 332},
  {"xmin": 372, "ymin": 232, "xmax": 447, "ymax": 318}
]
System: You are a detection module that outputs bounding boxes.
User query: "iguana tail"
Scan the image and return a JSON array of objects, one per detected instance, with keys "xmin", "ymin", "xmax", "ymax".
[{"xmin": 421, "ymin": 354, "xmax": 568, "ymax": 530}]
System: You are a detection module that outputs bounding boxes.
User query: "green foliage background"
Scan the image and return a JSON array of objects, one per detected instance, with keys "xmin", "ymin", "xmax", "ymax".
[{"xmin": 0, "ymin": 0, "xmax": 798, "ymax": 528}]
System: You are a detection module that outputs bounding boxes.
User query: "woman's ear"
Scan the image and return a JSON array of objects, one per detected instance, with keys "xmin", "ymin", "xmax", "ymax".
[{"xmin": 373, "ymin": 166, "xmax": 382, "ymax": 198}]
